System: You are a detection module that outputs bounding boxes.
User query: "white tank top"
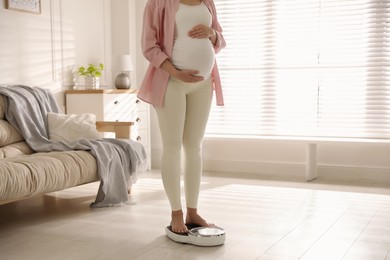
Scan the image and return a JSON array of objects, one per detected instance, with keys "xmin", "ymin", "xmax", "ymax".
[{"xmin": 171, "ymin": 2, "xmax": 215, "ymax": 78}]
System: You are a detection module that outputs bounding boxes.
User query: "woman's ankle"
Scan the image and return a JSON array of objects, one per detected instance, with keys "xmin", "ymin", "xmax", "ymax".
[
  {"xmin": 186, "ymin": 207, "xmax": 198, "ymax": 215},
  {"xmin": 172, "ymin": 209, "xmax": 184, "ymax": 217}
]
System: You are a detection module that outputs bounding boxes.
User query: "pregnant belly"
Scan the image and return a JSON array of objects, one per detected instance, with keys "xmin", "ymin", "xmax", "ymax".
[{"xmin": 172, "ymin": 38, "xmax": 215, "ymax": 78}]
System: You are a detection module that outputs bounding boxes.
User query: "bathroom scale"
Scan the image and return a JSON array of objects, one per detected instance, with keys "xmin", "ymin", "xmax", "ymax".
[{"xmin": 165, "ymin": 224, "xmax": 226, "ymax": 246}]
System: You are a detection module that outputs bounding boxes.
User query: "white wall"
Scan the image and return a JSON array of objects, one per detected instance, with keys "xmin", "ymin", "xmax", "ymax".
[
  {"xmin": 60, "ymin": 0, "xmax": 112, "ymax": 89},
  {"xmin": 0, "ymin": 0, "xmax": 60, "ymax": 89},
  {"xmin": 202, "ymin": 138, "xmax": 390, "ymax": 181},
  {"xmin": 110, "ymin": 0, "xmax": 147, "ymax": 89},
  {"xmin": 0, "ymin": 0, "xmax": 112, "ymax": 108}
]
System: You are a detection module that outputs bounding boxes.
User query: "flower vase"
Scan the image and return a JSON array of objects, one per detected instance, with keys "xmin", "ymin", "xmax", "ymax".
[{"xmin": 85, "ymin": 76, "xmax": 100, "ymax": 89}]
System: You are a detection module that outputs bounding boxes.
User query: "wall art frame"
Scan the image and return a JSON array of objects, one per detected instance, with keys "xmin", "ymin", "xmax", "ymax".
[{"xmin": 5, "ymin": 0, "xmax": 41, "ymax": 14}]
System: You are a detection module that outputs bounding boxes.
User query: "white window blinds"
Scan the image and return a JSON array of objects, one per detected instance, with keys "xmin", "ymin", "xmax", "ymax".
[{"xmin": 208, "ymin": 0, "xmax": 390, "ymax": 139}]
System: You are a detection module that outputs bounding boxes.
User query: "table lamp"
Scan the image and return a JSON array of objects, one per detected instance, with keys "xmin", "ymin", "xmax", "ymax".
[{"xmin": 114, "ymin": 54, "xmax": 134, "ymax": 89}]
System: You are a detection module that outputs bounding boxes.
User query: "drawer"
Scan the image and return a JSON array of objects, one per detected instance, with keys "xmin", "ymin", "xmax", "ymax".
[
  {"xmin": 131, "ymin": 110, "xmax": 148, "ymax": 130},
  {"xmin": 135, "ymin": 98, "xmax": 149, "ymax": 111},
  {"xmin": 103, "ymin": 94, "xmax": 137, "ymax": 114},
  {"xmin": 131, "ymin": 128, "xmax": 149, "ymax": 147}
]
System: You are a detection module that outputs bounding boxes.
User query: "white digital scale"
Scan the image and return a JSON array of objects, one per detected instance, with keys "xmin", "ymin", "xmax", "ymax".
[{"xmin": 165, "ymin": 224, "xmax": 226, "ymax": 246}]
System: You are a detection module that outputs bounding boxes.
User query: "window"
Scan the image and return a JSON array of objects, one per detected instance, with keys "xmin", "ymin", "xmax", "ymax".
[{"xmin": 208, "ymin": 0, "xmax": 390, "ymax": 139}]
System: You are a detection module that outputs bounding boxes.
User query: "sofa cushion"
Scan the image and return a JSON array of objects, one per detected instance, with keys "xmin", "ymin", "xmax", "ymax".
[
  {"xmin": 0, "ymin": 150, "xmax": 98, "ymax": 201},
  {"xmin": 47, "ymin": 112, "xmax": 100, "ymax": 142},
  {"xmin": 0, "ymin": 95, "xmax": 5, "ymax": 120},
  {"xmin": 0, "ymin": 119, "xmax": 24, "ymax": 147},
  {"xmin": 0, "ymin": 141, "xmax": 33, "ymax": 159}
]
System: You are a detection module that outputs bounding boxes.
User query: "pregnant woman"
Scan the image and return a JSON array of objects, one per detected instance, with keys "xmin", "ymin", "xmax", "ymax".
[{"xmin": 138, "ymin": 0, "xmax": 226, "ymax": 233}]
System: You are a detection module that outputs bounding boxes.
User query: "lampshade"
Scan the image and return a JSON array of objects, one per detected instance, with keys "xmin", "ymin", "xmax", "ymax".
[{"xmin": 113, "ymin": 54, "xmax": 134, "ymax": 72}]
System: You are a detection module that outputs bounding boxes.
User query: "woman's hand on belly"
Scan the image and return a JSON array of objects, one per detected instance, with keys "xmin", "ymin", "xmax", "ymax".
[
  {"xmin": 188, "ymin": 24, "xmax": 216, "ymax": 44},
  {"xmin": 173, "ymin": 69, "xmax": 204, "ymax": 83},
  {"xmin": 188, "ymin": 24, "xmax": 214, "ymax": 39},
  {"xmin": 161, "ymin": 59, "xmax": 204, "ymax": 83}
]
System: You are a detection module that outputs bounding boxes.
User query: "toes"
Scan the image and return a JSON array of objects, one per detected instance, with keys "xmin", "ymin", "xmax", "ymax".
[{"xmin": 172, "ymin": 226, "xmax": 188, "ymax": 234}]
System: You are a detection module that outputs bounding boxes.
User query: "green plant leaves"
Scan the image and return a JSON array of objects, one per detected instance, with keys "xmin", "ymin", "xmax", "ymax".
[{"xmin": 77, "ymin": 63, "xmax": 104, "ymax": 77}]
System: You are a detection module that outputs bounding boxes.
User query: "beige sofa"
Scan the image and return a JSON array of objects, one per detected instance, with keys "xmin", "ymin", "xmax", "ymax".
[{"xmin": 0, "ymin": 95, "xmax": 133, "ymax": 205}]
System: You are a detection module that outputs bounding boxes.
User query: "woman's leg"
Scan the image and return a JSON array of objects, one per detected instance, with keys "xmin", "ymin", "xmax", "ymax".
[
  {"xmin": 182, "ymin": 78, "xmax": 213, "ymax": 225},
  {"xmin": 155, "ymin": 79, "xmax": 187, "ymax": 232}
]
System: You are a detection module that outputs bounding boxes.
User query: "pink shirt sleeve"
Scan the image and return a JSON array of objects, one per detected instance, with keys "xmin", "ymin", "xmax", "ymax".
[{"xmin": 141, "ymin": 0, "xmax": 169, "ymax": 68}]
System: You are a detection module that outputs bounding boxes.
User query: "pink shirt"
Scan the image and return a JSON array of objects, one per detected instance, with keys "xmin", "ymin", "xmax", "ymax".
[{"xmin": 138, "ymin": 0, "xmax": 226, "ymax": 107}]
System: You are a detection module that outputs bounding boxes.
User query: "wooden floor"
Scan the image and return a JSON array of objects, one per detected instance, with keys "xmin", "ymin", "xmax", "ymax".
[{"xmin": 0, "ymin": 170, "xmax": 390, "ymax": 260}]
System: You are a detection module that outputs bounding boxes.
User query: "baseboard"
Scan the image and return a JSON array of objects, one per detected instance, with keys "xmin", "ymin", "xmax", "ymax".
[{"xmin": 318, "ymin": 165, "xmax": 390, "ymax": 183}]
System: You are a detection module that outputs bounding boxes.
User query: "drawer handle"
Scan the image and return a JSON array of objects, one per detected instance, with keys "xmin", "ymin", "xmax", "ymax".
[
  {"xmin": 136, "ymin": 117, "xmax": 141, "ymax": 122},
  {"xmin": 136, "ymin": 99, "xmax": 140, "ymax": 104},
  {"xmin": 114, "ymin": 100, "xmax": 119, "ymax": 105},
  {"xmin": 136, "ymin": 136, "xmax": 142, "ymax": 141}
]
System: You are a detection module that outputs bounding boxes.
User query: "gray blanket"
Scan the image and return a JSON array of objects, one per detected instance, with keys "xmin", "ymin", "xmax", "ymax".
[{"xmin": 0, "ymin": 85, "xmax": 147, "ymax": 208}]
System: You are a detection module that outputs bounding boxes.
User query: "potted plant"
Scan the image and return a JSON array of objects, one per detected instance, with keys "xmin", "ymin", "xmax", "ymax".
[{"xmin": 77, "ymin": 63, "xmax": 104, "ymax": 89}]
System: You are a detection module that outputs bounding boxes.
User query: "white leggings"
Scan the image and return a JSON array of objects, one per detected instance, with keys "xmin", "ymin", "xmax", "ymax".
[{"xmin": 155, "ymin": 77, "xmax": 213, "ymax": 211}]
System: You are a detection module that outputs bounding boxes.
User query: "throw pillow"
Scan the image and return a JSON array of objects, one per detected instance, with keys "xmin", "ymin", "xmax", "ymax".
[{"xmin": 47, "ymin": 112, "xmax": 101, "ymax": 142}]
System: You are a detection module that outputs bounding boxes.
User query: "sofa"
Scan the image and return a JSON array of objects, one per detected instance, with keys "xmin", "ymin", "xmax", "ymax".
[{"xmin": 0, "ymin": 87, "xmax": 144, "ymax": 206}]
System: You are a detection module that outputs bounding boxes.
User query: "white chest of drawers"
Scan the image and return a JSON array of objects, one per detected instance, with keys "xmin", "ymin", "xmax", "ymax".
[{"xmin": 65, "ymin": 88, "xmax": 151, "ymax": 169}]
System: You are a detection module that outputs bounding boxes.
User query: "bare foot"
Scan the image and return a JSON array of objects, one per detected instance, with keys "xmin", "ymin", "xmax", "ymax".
[
  {"xmin": 186, "ymin": 208, "xmax": 215, "ymax": 227},
  {"xmin": 170, "ymin": 210, "xmax": 188, "ymax": 234}
]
